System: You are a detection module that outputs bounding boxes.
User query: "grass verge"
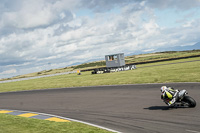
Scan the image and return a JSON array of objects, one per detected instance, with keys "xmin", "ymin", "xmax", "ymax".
[{"xmin": 0, "ymin": 114, "xmax": 112, "ymax": 133}]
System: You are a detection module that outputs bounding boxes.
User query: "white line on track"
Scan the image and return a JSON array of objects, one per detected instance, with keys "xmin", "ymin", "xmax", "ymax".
[
  {"xmin": 186, "ymin": 129, "xmax": 200, "ymax": 133},
  {"xmin": 1, "ymin": 109, "xmax": 121, "ymax": 133}
]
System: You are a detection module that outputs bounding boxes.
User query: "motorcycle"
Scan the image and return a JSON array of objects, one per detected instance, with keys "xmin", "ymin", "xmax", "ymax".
[{"xmin": 162, "ymin": 89, "xmax": 196, "ymax": 108}]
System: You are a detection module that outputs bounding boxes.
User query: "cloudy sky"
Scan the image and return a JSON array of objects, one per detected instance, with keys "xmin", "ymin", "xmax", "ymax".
[{"xmin": 0, "ymin": 0, "xmax": 200, "ymax": 79}]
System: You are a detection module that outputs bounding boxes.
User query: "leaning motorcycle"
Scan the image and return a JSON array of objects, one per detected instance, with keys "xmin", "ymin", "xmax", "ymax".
[{"xmin": 161, "ymin": 89, "xmax": 196, "ymax": 108}]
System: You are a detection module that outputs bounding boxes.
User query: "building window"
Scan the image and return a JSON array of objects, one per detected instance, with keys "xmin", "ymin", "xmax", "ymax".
[
  {"xmin": 108, "ymin": 56, "xmax": 114, "ymax": 61},
  {"xmin": 108, "ymin": 55, "xmax": 118, "ymax": 61}
]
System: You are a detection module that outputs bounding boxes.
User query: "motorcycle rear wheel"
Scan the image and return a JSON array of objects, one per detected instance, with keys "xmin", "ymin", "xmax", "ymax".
[{"xmin": 183, "ymin": 96, "xmax": 196, "ymax": 108}]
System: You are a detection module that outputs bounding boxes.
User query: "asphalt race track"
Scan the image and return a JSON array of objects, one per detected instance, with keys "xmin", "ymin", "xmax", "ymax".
[{"xmin": 0, "ymin": 83, "xmax": 199, "ymax": 133}]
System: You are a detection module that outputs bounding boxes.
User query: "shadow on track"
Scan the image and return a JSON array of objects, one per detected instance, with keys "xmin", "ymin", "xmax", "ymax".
[
  {"xmin": 144, "ymin": 106, "xmax": 171, "ymax": 110},
  {"xmin": 144, "ymin": 106, "xmax": 189, "ymax": 110}
]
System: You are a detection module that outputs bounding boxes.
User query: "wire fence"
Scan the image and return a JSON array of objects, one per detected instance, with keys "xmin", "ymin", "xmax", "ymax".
[{"xmin": 0, "ymin": 71, "xmax": 77, "ymax": 84}]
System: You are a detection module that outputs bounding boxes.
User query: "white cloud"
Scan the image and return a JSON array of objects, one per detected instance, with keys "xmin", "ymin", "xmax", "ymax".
[
  {"xmin": 0, "ymin": 69, "xmax": 17, "ymax": 75},
  {"xmin": 146, "ymin": 0, "xmax": 200, "ymax": 10},
  {"xmin": 143, "ymin": 49, "xmax": 155, "ymax": 52},
  {"xmin": 0, "ymin": 0, "xmax": 75, "ymax": 30},
  {"xmin": 0, "ymin": 0, "xmax": 200, "ymax": 79}
]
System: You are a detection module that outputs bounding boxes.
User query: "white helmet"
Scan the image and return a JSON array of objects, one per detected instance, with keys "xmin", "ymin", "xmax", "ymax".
[{"xmin": 160, "ymin": 86, "xmax": 167, "ymax": 93}]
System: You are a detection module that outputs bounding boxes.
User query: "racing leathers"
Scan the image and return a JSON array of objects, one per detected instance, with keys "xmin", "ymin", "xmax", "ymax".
[{"xmin": 161, "ymin": 87, "xmax": 179, "ymax": 106}]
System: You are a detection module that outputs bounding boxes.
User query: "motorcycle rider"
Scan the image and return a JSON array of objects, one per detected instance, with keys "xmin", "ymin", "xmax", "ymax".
[{"xmin": 160, "ymin": 86, "xmax": 179, "ymax": 106}]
